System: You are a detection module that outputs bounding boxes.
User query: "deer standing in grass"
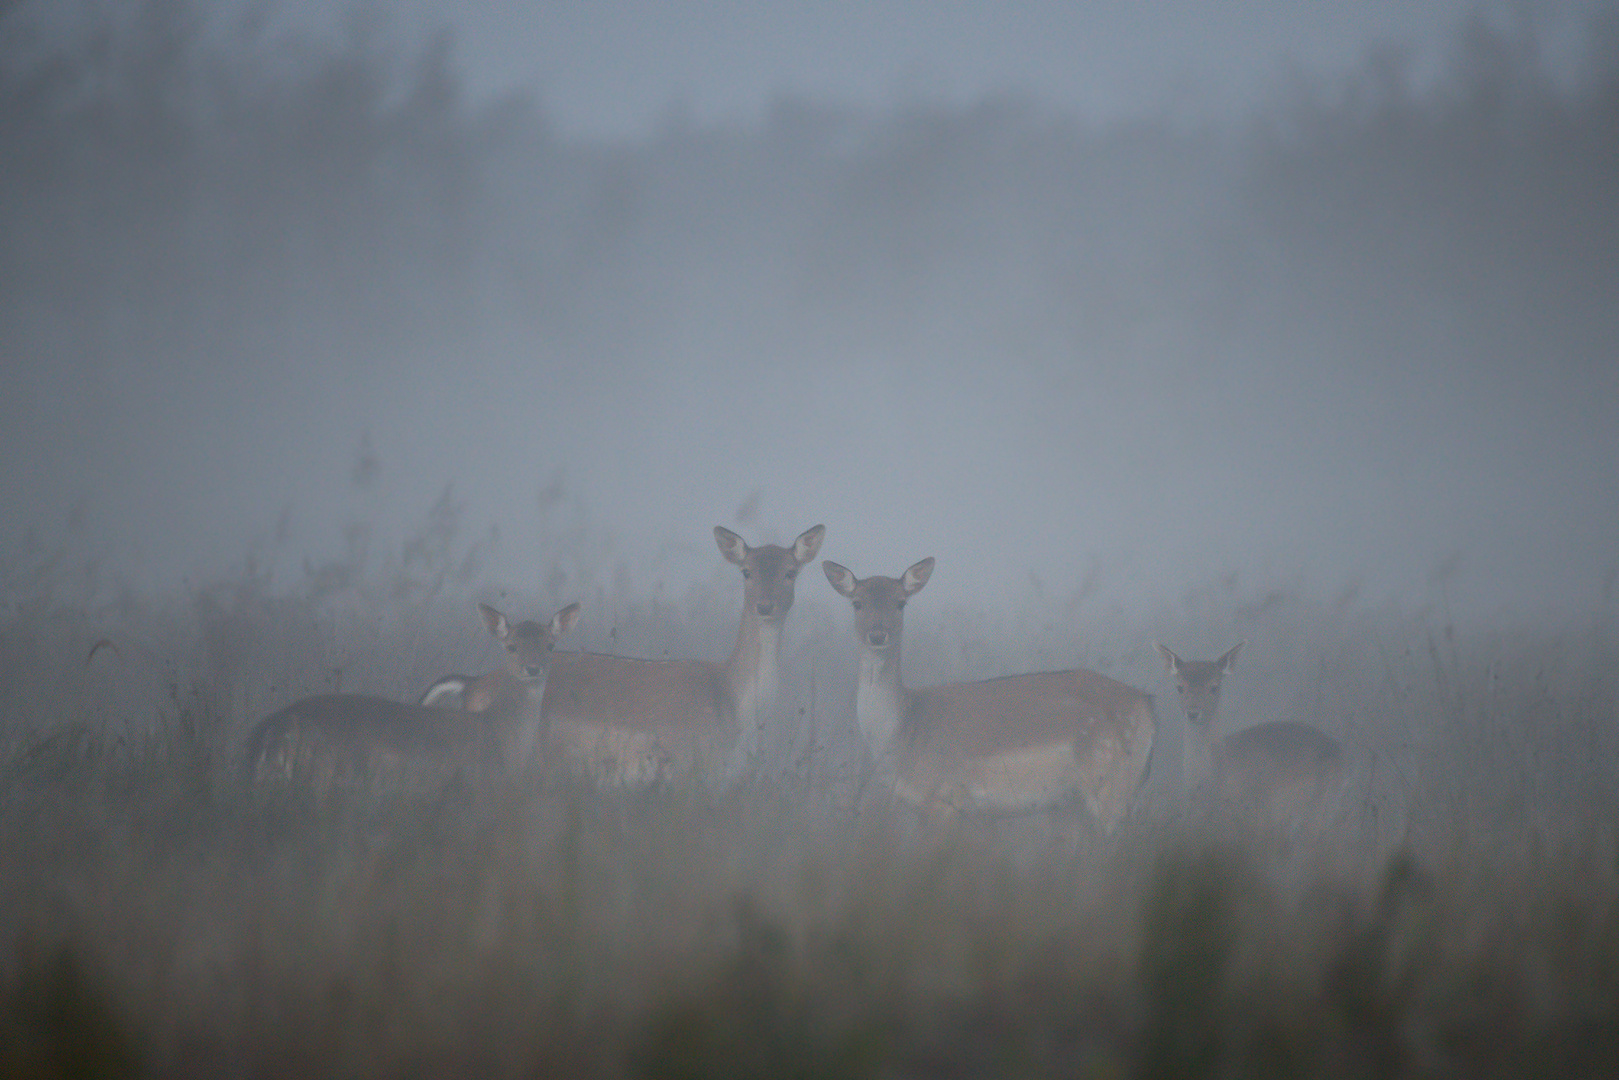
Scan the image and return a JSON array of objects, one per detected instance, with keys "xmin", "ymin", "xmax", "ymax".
[
  {"xmin": 823, "ymin": 557, "xmax": 1156, "ymax": 834},
  {"xmin": 1154, "ymin": 642, "xmax": 1344, "ymax": 827},
  {"xmin": 241, "ymin": 601, "xmax": 580, "ymax": 787},
  {"xmin": 536, "ymin": 524, "xmax": 824, "ymax": 786}
]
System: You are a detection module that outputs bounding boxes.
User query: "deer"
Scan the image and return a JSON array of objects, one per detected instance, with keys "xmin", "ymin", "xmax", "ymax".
[
  {"xmin": 1153, "ymin": 641, "xmax": 1345, "ymax": 830},
  {"xmin": 241, "ymin": 601, "xmax": 580, "ymax": 788},
  {"xmin": 822, "ymin": 556, "xmax": 1156, "ymax": 835},
  {"xmin": 536, "ymin": 524, "xmax": 824, "ymax": 786}
]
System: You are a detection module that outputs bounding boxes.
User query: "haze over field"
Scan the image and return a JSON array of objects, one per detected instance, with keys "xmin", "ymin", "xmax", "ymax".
[
  {"xmin": 5, "ymin": 9, "xmax": 1619, "ymax": 1074},
  {"xmin": 1, "ymin": 0, "xmax": 1615, "ymax": 622}
]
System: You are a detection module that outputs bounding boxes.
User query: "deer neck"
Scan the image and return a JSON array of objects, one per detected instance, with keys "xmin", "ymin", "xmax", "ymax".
[
  {"xmin": 519, "ymin": 676, "xmax": 549, "ymax": 712},
  {"xmin": 855, "ymin": 645, "xmax": 907, "ymax": 760},
  {"xmin": 1182, "ymin": 718, "xmax": 1215, "ymax": 788},
  {"xmin": 516, "ymin": 674, "xmax": 554, "ymax": 767},
  {"xmin": 463, "ymin": 670, "xmax": 546, "ymax": 716},
  {"xmin": 500, "ymin": 670, "xmax": 550, "ymax": 713},
  {"xmin": 724, "ymin": 610, "xmax": 780, "ymax": 732},
  {"xmin": 479, "ymin": 672, "xmax": 550, "ymax": 773}
]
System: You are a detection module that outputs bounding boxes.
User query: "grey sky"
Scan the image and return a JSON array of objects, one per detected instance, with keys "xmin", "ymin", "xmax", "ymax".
[
  {"xmin": 271, "ymin": 0, "xmax": 1604, "ymax": 136},
  {"xmin": 1, "ymin": 0, "xmax": 1616, "ymax": 627}
]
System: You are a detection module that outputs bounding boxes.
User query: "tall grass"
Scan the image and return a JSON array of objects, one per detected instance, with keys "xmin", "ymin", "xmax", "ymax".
[{"xmin": 2, "ymin": 513, "xmax": 1617, "ymax": 1077}]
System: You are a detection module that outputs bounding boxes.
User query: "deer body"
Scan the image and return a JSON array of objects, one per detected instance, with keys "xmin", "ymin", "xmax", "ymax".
[
  {"xmin": 241, "ymin": 695, "xmax": 490, "ymax": 788},
  {"xmin": 827, "ymin": 558, "xmax": 1155, "ymax": 833},
  {"xmin": 415, "ymin": 601, "xmax": 581, "ymax": 770},
  {"xmin": 538, "ymin": 524, "xmax": 823, "ymax": 785},
  {"xmin": 1156, "ymin": 642, "xmax": 1345, "ymax": 826},
  {"xmin": 243, "ymin": 601, "xmax": 579, "ymax": 786}
]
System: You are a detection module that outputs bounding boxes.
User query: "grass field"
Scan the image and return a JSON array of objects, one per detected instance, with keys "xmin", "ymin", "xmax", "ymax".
[{"xmin": 2, "ymin": 546, "xmax": 1616, "ymax": 1078}]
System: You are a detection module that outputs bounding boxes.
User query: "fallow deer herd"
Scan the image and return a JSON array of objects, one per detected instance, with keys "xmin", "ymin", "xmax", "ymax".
[{"xmin": 241, "ymin": 522, "xmax": 1349, "ymax": 839}]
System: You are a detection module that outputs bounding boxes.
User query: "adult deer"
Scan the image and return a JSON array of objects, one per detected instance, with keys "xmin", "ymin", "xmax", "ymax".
[
  {"xmin": 538, "ymin": 524, "xmax": 824, "ymax": 785},
  {"xmin": 1154, "ymin": 642, "xmax": 1345, "ymax": 827},
  {"xmin": 823, "ymin": 557, "xmax": 1155, "ymax": 834},
  {"xmin": 241, "ymin": 601, "xmax": 580, "ymax": 787}
]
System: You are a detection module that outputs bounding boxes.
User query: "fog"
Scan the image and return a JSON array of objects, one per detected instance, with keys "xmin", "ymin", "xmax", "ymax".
[
  {"xmin": 5, "ymin": 7, "xmax": 1619, "ymax": 1071},
  {"xmin": 1, "ymin": 0, "xmax": 1616, "ymax": 624},
  {"xmin": 247, "ymin": 0, "xmax": 1610, "ymax": 137}
]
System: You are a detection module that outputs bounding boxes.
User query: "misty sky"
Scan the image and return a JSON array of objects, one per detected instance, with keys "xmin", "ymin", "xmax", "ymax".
[
  {"xmin": 267, "ymin": 0, "xmax": 1609, "ymax": 136},
  {"xmin": 1, "ymin": 0, "xmax": 1617, "ymax": 626}
]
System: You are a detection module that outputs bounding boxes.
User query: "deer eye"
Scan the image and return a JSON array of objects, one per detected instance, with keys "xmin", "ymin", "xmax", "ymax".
[
  {"xmin": 897, "ymin": 599, "xmax": 906, "ymax": 609},
  {"xmin": 785, "ymin": 569, "xmax": 797, "ymax": 579},
  {"xmin": 741, "ymin": 569, "xmax": 751, "ymax": 579},
  {"xmin": 506, "ymin": 644, "xmax": 517, "ymax": 653},
  {"xmin": 852, "ymin": 601, "xmax": 862, "ymax": 610}
]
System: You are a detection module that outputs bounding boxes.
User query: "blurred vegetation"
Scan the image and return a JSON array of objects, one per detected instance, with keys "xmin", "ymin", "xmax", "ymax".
[
  {"xmin": 1, "ymin": 495, "xmax": 1617, "ymax": 1078},
  {"xmin": 1, "ymin": 0, "xmax": 1613, "ymax": 387}
]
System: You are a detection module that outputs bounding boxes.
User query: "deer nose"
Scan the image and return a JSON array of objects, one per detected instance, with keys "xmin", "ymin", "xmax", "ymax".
[
  {"xmin": 756, "ymin": 603, "xmax": 774, "ymax": 617},
  {"xmin": 867, "ymin": 631, "xmax": 889, "ymax": 648},
  {"xmin": 523, "ymin": 664, "xmax": 542, "ymax": 678}
]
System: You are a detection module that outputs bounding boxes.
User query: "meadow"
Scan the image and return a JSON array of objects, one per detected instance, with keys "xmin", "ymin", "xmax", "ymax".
[
  {"xmin": 2, "ymin": 514, "xmax": 1616, "ymax": 1079},
  {"xmin": 4, "ymin": 6, "xmax": 1617, "ymax": 1076}
]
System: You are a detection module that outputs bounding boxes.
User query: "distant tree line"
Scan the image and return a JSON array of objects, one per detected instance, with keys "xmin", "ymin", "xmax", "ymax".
[{"xmin": 0, "ymin": 0, "xmax": 1613, "ymax": 382}]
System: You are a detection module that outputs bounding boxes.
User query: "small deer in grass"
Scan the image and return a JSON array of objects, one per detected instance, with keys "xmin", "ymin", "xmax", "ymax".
[
  {"xmin": 1154, "ymin": 641, "xmax": 1345, "ymax": 829},
  {"xmin": 242, "ymin": 601, "xmax": 580, "ymax": 788}
]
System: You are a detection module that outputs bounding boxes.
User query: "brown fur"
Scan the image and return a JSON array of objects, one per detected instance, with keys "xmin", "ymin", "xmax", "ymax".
[
  {"xmin": 241, "ymin": 695, "xmax": 494, "ymax": 792},
  {"xmin": 536, "ymin": 524, "xmax": 824, "ymax": 785},
  {"xmin": 825, "ymin": 557, "xmax": 1156, "ymax": 833},
  {"xmin": 1209, "ymin": 720, "xmax": 1344, "ymax": 816},
  {"xmin": 901, "ymin": 671, "xmax": 1157, "ymax": 828},
  {"xmin": 906, "ymin": 670, "xmax": 1155, "ymax": 759},
  {"xmin": 427, "ymin": 602, "xmax": 581, "ymax": 714},
  {"xmin": 246, "ymin": 601, "xmax": 580, "ymax": 788},
  {"xmin": 1155, "ymin": 642, "xmax": 1346, "ymax": 829},
  {"xmin": 540, "ymin": 653, "xmax": 732, "ymax": 782},
  {"xmin": 462, "ymin": 671, "xmax": 530, "ymax": 716}
]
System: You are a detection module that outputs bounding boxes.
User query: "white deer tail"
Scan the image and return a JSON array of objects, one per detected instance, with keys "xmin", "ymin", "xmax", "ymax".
[{"xmin": 418, "ymin": 675, "xmax": 471, "ymax": 708}]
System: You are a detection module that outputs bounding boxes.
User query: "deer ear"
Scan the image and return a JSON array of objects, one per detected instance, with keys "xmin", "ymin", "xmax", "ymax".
[
  {"xmin": 901, "ymin": 557, "xmax": 935, "ymax": 596},
  {"xmin": 714, "ymin": 526, "xmax": 748, "ymax": 566},
  {"xmin": 1154, "ymin": 642, "xmax": 1182, "ymax": 674},
  {"xmin": 550, "ymin": 601, "xmax": 582, "ymax": 637},
  {"xmin": 479, "ymin": 602, "xmax": 509, "ymax": 640},
  {"xmin": 1218, "ymin": 641, "xmax": 1245, "ymax": 673},
  {"xmin": 793, "ymin": 524, "xmax": 826, "ymax": 564},
  {"xmin": 822, "ymin": 560, "xmax": 858, "ymax": 599}
]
